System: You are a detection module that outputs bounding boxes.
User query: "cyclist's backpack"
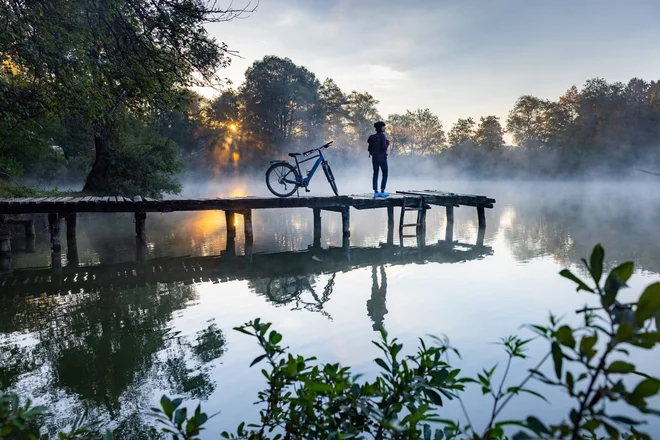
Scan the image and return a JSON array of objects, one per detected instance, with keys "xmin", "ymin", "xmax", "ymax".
[{"xmin": 367, "ymin": 133, "xmax": 383, "ymax": 157}]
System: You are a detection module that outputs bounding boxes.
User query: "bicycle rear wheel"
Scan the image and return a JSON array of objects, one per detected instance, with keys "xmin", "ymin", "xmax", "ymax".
[
  {"xmin": 266, "ymin": 162, "xmax": 300, "ymax": 197},
  {"xmin": 322, "ymin": 162, "xmax": 339, "ymax": 196}
]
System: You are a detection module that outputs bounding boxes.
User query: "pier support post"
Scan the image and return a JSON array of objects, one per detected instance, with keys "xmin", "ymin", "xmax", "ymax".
[
  {"xmin": 387, "ymin": 206, "xmax": 394, "ymax": 246},
  {"xmin": 416, "ymin": 207, "xmax": 427, "ymax": 235},
  {"xmin": 24, "ymin": 220, "xmax": 36, "ymax": 253},
  {"xmin": 135, "ymin": 212, "xmax": 147, "ymax": 261},
  {"xmin": 24, "ymin": 220, "xmax": 35, "ymax": 238},
  {"xmin": 225, "ymin": 210, "xmax": 236, "ymax": 256},
  {"xmin": 341, "ymin": 207, "xmax": 350, "ymax": 238},
  {"xmin": 0, "ymin": 230, "xmax": 10, "ymax": 255},
  {"xmin": 48, "ymin": 213, "xmax": 61, "ymax": 250},
  {"xmin": 63, "ymin": 213, "xmax": 79, "ymax": 265},
  {"xmin": 445, "ymin": 206, "xmax": 454, "ymax": 244},
  {"xmin": 65, "ymin": 213, "xmax": 77, "ymax": 239},
  {"xmin": 477, "ymin": 205, "xmax": 486, "ymax": 229},
  {"xmin": 313, "ymin": 208, "xmax": 322, "ymax": 248},
  {"xmin": 243, "ymin": 210, "xmax": 253, "ymax": 260}
]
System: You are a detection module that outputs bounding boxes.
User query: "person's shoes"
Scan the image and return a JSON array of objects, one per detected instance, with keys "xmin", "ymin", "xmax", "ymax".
[
  {"xmin": 380, "ymin": 192, "xmax": 390, "ymax": 197},
  {"xmin": 374, "ymin": 191, "xmax": 380, "ymax": 197}
]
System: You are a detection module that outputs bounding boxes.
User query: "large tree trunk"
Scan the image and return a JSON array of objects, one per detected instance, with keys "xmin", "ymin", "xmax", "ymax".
[{"xmin": 83, "ymin": 134, "xmax": 111, "ymax": 193}]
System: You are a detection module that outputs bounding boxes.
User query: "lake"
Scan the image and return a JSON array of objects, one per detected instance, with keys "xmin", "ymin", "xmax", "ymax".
[{"xmin": 1, "ymin": 177, "xmax": 660, "ymax": 438}]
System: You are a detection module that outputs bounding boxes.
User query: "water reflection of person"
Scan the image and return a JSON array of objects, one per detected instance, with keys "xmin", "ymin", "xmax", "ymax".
[{"xmin": 367, "ymin": 265, "xmax": 388, "ymax": 330}]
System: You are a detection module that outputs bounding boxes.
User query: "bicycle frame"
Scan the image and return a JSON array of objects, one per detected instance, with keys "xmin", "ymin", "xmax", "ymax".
[{"xmin": 283, "ymin": 150, "xmax": 327, "ymax": 189}]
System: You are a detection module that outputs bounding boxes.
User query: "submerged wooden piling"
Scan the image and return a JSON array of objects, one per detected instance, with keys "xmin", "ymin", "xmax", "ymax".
[
  {"xmin": 48, "ymin": 213, "xmax": 60, "ymax": 250},
  {"xmin": 313, "ymin": 208, "xmax": 322, "ymax": 248},
  {"xmin": 445, "ymin": 205, "xmax": 454, "ymax": 243},
  {"xmin": 243, "ymin": 210, "xmax": 253, "ymax": 242},
  {"xmin": 341, "ymin": 207, "xmax": 350, "ymax": 238},
  {"xmin": 225, "ymin": 210, "xmax": 237, "ymax": 256},
  {"xmin": 387, "ymin": 206, "xmax": 394, "ymax": 246}
]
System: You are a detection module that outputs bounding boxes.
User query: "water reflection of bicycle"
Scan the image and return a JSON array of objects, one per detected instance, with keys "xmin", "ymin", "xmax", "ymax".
[
  {"xmin": 259, "ymin": 274, "xmax": 336, "ymax": 320},
  {"xmin": 266, "ymin": 141, "xmax": 339, "ymax": 197}
]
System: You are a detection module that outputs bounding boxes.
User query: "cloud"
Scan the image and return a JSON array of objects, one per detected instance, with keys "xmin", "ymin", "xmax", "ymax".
[{"xmin": 206, "ymin": 0, "xmax": 660, "ymax": 126}]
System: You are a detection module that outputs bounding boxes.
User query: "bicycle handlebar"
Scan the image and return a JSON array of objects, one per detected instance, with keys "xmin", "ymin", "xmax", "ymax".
[{"xmin": 302, "ymin": 140, "xmax": 334, "ymax": 156}]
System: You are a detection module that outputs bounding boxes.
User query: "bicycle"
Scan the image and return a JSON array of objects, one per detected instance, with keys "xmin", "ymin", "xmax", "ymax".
[{"xmin": 265, "ymin": 141, "xmax": 339, "ymax": 197}]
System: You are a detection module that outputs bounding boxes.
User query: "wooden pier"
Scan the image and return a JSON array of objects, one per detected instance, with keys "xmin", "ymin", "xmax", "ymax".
[{"xmin": 0, "ymin": 190, "xmax": 495, "ymax": 268}]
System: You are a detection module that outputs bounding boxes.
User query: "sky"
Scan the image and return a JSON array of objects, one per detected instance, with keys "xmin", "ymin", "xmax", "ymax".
[{"xmin": 205, "ymin": 0, "xmax": 660, "ymax": 128}]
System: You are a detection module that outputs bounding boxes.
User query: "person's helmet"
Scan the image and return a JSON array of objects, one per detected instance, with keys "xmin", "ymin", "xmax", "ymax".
[{"xmin": 374, "ymin": 121, "xmax": 386, "ymax": 129}]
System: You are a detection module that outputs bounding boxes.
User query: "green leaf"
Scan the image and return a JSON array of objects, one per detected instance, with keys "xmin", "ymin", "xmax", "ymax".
[
  {"xmin": 374, "ymin": 358, "xmax": 390, "ymax": 373},
  {"xmin": 589, "ymin": 244, "xmax": 604, "ymax": 284},
  {"xmin": 632, "ymin": 378, "xmax": 660, "ymax": 399},
  {"xmin": 603, "ymin": 421, "xmax": 620, "ymax": 439},
  {"xmin": 560, "ymin": 269, "xmax": 594, "ymax": 292},
  {"xmin": 616, "ymin": 323, "xmax": 634, "ymax": 342},
  {"xmin": 607, "ymin": 361, "xmax": 636, "ymax": 374},
  {"xmin": 424, "ymin": 388, "xmax": 444, "ymax": 406},
  {"xmin": 306, "ymin": 383, "xmax": 334, "ymax": 392},
  {"xmin": 269, "ymin": 331, "xmax": 282, "ymax": 345},
  {"xmin": 579, "ymin": 334, "xmax": 598, "ymax": 360},
  {"xmin": 174, "ymin": 408, "xmax": 187, "ymax": 428},
  {"xmin": 609, "ymin": 415, "xmax": 643, "ymax": 425},
  {"xmin": 582, "ymin": 418, "xmax": 601, "ymax": 431},
  {"xmin": 249, "ymin": 354, "xmax": 268, "ymax": 367},
  {"xmin": 551, "ymin": 342, "xmax": 563, "ymax": 379},
  {"xmin": 160, "ymin": 395, "xmax": 174, "ymax": 419},
  {"xmin": 555, "ymin": 325, "xmax": 576, "ymax": 349},
  {"xmin": 603, "ymin": 262, "xmax": 635, "ymax": 307},
  {"xmin": 635, "ymin": 282, "xmax": 660, "ymax": 325},
  {"xmin": 566, "ymin": 371, "xmax": 575, "ymax": 394},
  {"xmin": 526, "ymin": 416, "xmax": 550, "ymax": 434}
]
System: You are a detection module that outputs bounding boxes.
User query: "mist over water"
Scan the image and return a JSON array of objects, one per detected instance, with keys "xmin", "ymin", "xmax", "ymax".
[{"xmin": 2, "ymin": 175, "xmax": 660, "ymax": 437}]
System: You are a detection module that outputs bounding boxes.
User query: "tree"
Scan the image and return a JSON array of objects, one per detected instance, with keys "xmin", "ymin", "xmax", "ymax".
[
  {"xmin": 240, "ymin": 56, "xmax": 323, "ymax": 152},
  {"xmin": 0, "ymin": 0, "xmax": 250, "ymax": 192},
  {"xmin": 506, "ymin": 95, "xmax": 551, "ymax": 148},
  {"xmin": 447, "ymin": 117, "xmax": 476, "ymax": 149},
  {"xmin": 346, "ymin": 91, "xmax": 381, "ymax": 149},
  {"xmin": 385, "ymin": 114, "xmax": 409, "ymax": 155},
  {"xmin": 474, "ymin": 116, "xmax": 505, "ymax": 150},
  {"xmin": 319, "ymin": 78, "xmax": 350, "ymax": 146},
  {"xmin": 401, "ymin": 109, "xmax": 446, "ymax": 155}
]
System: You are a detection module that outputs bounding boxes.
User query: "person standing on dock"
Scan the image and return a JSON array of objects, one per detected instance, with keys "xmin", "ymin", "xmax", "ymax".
[{"xmin": 368, "ymin": 121, "xmax": 390, "ymax": 197}]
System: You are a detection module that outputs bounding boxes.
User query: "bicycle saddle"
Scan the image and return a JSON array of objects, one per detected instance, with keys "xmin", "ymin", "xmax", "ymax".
[{"xmin": 288, "ymin": 152, "xmax": 301, "ymax": 157}]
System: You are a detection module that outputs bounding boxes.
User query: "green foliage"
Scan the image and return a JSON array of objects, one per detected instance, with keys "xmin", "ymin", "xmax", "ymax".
[
  {"xmin": 102, "ymin": 111, "xmax": 184, "ymax": 198},
  {"xmin": 1, "ymin": 245, "xmax": 659, "ymax": 439}
]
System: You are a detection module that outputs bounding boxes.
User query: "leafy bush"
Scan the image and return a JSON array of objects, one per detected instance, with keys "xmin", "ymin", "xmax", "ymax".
[{"xmin": 1, "ymin": 245, "xmax": 659, "ymax": 439}]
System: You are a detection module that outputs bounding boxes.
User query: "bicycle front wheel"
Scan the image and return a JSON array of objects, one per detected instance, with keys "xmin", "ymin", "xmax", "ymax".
[
  {"xmin": 266, "ymin": 162, "xmax": 300, "ymax": 197},
  {"xmin": 322, "ymin": 162, "xmax": 339, "ymax": 196}
]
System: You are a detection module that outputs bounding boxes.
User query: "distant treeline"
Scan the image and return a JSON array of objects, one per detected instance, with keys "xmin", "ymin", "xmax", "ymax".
[{"xmin": 3, "ymin": 46, "xmax": 660, "ymax": 195}]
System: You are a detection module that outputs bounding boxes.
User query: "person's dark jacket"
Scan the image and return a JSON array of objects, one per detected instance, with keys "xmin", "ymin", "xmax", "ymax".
[{"xmin": 368, "ymin": 132, "xmax": 389, "ymax": 158}]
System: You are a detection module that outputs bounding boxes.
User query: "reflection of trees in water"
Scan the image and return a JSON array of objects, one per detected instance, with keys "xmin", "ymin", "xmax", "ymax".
[
  {"xmin": 367, "ymin": 266, "xmax": 388, "ymax": 331},
  {"xmin": 0, "ymin": 282, "xmax": 227, "ymax": 436},
  {"xmin": 497, "ymin": 187, "xmax": 660, "ymax": 273},
  {"xmin": 248, "ymin": 273, "xmax": 336, "ymax": 320}
]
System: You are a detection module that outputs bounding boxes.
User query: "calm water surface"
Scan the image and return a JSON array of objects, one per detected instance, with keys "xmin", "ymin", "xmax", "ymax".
[{"xmin": 1, "ymin": 179, "xmax": 660, "ymax": 438}]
